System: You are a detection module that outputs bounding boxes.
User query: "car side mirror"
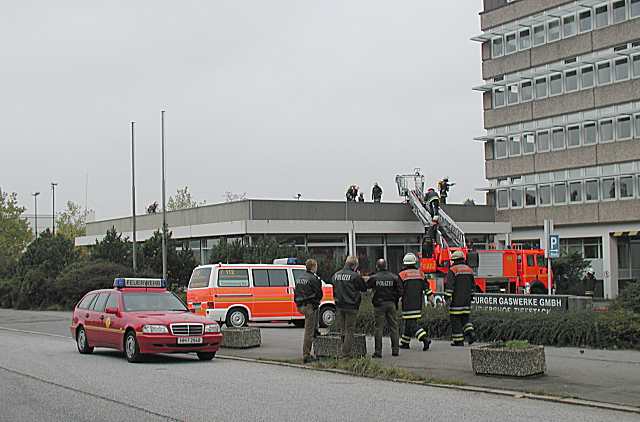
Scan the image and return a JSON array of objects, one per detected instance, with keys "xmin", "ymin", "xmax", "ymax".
[{"xmin": 105, "ymin": 307, "xmax": 119, "ymax": 316}]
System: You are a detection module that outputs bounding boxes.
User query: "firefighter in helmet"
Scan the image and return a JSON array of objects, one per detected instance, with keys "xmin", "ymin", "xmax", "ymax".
[
  {"xmin": 424, "ymin": 188, "xmax": 440, "ymax": 218},
  {"xmin": 398, "ymin": 253, "xmax": 432, "ymax": 351},
  {"xmin": 445, "ymin": 250, "xmax": 476, "ymax": 346}
]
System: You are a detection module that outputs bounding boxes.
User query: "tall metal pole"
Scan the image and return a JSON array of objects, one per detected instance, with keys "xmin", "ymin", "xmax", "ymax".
[
  {"xmin": 32, "ymin": 192, "xmax": 40, "ymax": 239},
  {"xmin": 131, "ymin": 121, "xmax": 138, "ymax": 273},
  {"xmin": 51, "ymin": 182, "xmax": 58, "ymax": 235},
  {"xmin": 161, "ymin": 110, "xmax": 167, "ymax": 280}
]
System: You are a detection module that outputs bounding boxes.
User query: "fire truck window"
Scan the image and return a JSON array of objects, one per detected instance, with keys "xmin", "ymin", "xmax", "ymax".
[
  {"xmin": 218, "ymin": 269, "xmax": 250, "ymax": 287},
  {"xmin": 189, "ymin": 268, "xmax": 212, "ymax": 289},
  {"xmin": 268, "ymin": 269, "xmax": 289, "ymax": 287},
  {"xmin": 77, "ymin": 294, "xmax": 96, "ymax": 310},
  {"xmin": 527, "ymin": 255, "xmax": 535, "ymax": 267},
  {"xmin": 537, "ymin": 255, "xmax": 547, "ymax": 267}
]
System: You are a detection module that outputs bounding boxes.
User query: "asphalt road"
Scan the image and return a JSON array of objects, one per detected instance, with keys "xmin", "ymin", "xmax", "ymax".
[{"xmin": 0, "ymin": 310, "xmax": 637, "ymax": 421}]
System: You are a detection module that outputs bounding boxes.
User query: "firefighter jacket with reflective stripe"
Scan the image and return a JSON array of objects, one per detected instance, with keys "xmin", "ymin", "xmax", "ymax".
[
  {"xmin": 294, "ymin": 271, "xmax": 323, "ymax": 309},
  {"xmin": 425, "ymin": 190, "xmax": 439, "ymax": 204},
  {"xmin": 329, "ymin": 267, "xmax": 367, "ymax": 310},
  {"xmin": 399, "ymin": 268, "xmax": 431, "ymax": 319},
  {"xmin": 445, "ymin": 264, "xmax": 475, "ymax": 314},
  {"xmin": 367, "ymin": 270, "xmax": 402, "ymax": 307}
]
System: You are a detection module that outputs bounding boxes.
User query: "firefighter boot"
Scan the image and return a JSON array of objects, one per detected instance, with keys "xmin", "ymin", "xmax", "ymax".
[
  {"xmin": 422, "ymin": 338, "xmax": 431, "ymax": 351},
  {"xmin": 466, "ymin": 331, "xmax": 477, "ymax": 346},
  {"xmin": 450, "ymin": 341, "xmax": 464, "ymax": 347},
  {"xmin": 399, "ymin": 343, "xmax": 410, "ymax": 350}
]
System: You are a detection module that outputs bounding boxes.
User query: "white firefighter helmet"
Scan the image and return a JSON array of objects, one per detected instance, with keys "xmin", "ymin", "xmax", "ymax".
[
  {"xmin": 586, "ymin": 267, "xmax": 595, "ymax": 275},
  {"xmin": 402, "ymin": 253, "xmax": 418, "ymax": 266},
  {"xmin": 450, "ymin": 250, "xmax": 465, "ymax": 261}
]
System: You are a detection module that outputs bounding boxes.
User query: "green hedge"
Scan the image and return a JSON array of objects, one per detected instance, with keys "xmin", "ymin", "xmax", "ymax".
[{"xmin": 349, "ymin": 294, "xmax": 640, "ymax": 350}]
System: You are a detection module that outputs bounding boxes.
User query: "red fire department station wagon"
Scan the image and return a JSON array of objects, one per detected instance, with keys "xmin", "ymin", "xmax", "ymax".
[{"xmin": 70, "ymin": 278, "xmax": 223, "ymax": 363}]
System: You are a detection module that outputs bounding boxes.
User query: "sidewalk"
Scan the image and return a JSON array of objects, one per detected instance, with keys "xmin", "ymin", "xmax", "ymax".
[{"xmin": 226, "ymin": 324, "xmax": 640, "ymax": 408}]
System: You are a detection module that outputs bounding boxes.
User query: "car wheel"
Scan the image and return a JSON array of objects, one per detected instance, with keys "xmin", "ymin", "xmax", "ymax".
[
  {"xmin": 124, "ymin": 331, "xmax": 143, "ymax": 363},
  {"xmin": 197, "ymin": 352, "xmax": 216, "ymax": 361},
  {"xmin": 319, "ymin": 305, "xmax": 336, "ymax": 328},
  {"xmin": 225, "ymin": 308, "xmax": 248, "ymax": 328},
  {"xmin": 76, "ymin": 326, "xmax": 93, "ymax": 354}
]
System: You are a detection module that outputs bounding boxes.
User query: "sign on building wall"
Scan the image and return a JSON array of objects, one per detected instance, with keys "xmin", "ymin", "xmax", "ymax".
[
  {"xmin": 471, "ymin": 294, "xmax": 567, "ymax": 314},
  {"xmin": 548, "ymin": 234, "xmax": 560, "ymax": 259}
]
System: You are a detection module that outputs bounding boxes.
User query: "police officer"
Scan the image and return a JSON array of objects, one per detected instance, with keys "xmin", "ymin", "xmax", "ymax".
[
  {"xmin": 329, "ymin": 256, "xmax": 368, "ymax": 358},
  {"xmin": 583, "ymin": 268, "xmax": 596, "ymax": 297},
  {"xmin": 294, "ymin": 259, "xmax": 323, "ymax": 363},
  {"xmin": 367, "ymin": 259, "xmax": 402, "ymax": 358},
  {"xmin": 398, "ymin": 253, "xmax": 432, "ymax": 351},
  {"xmin": 445, "ymin": 250, "xmax": 476, "ymax": 347},
  {"xmin": 372, "ymin": 183, "xmax": 383, "ymax": 203}
]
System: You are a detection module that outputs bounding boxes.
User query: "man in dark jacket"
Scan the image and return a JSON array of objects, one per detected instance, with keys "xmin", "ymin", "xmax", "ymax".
[
  {"xmin": 294, "ymin": 259, "xmax": 323, "ymax": 362},
  {"xmin": 399, "ymin": 253, "xmax": 432, "ymax": 351},
  {"xmin": 424, "ymin": 188, "xmax": 440, "ymax": 218},
  {"xmin": 445, "ymin": 250, "xmax": 476, "ymax": 346},
  {"xmin": 367, "ymin": 259, "xmax": 402, "ymax": 358},
  {"xmin": 329, "ymin": 256, "xmax": 367, "ymax": 358},
  {"xmin": 582, "ymin": 268, "xmax": 596, "ymax": 297},
  {"xmin": 372, "ymin": 183, "xmax": 383, "ymax": 203}
]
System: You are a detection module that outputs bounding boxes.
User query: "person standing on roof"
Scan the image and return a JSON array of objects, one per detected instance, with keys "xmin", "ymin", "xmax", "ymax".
[
  {"xmin": 372, "ymin": 183, "xmax": 383, "ymax": 203},
  {"xmin": 398, "ymin": 253, "xmax": 432, "ymax": 351},
  {"xmin": 438, "ymin": 177, "xmax": 455, "ymax": 205},
  {"xmin": 358, "ymin": 192, "xmax": 365, "ymax": 202},
  {"xmin": 445, "ymin": 250, "xmax": 476, "ymax": 347}
]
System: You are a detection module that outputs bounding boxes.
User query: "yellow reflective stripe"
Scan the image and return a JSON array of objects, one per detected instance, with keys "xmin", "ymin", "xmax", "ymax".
[
  {"xmin": 85, "ymin": 326, "xmax": 123, "ymax": 333},
  {"xmin": 424, "ymin": 289, "xmax": 433, "ymax": 295},
  {"xmin": 449, "ymin": 310, "xmax": 471, "ymax": 315},
  {"xmin": 464, "ymin": 326, "xmax": 475, "ymax": 333},
  {"xmin": 444, "ymin": 291, "xmax": 453, "ymax": 297},
  {"xmin": 402, "ymin": 315, "xmax": 422, "ymax": 319}
]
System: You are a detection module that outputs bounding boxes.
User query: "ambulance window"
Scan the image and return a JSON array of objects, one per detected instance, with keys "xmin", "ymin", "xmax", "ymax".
[
  {"xmin": 527, "ymin": 255, "xmax": 535, "ymax": 267},
  {"xmin": 189, "ymin": 268, "xmax": 212, "ymax": 289},
  {"xmin": 77, "ymin": 294, "xmax": 96, "ymax": 310},
  {"xmin": 252, "ymin": 269, "xmax": 289, "ymax": 287},
  {"xmin": 91, "ymin": 293, "xmax": 110, "ymax": 312},
  {"xmin": 218, "ymin": 269, "xmax": 249, "ymax": 287},
  {"xmin": 105, "ymin": 293, "xmax": 118, "ymax": 310},
  {"xmin": 252, "ymin": 270, "xmax": 270, "ymax": 287}
]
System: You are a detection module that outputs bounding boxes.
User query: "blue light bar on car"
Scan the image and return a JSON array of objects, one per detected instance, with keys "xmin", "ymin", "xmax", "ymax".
[
  {"xmin": 113, "ymin": 278, "xmax": 166, "ymax": 288},
  {"xmin": 272, "ymin": 258, "xmax": 304, "ymax": 265}
]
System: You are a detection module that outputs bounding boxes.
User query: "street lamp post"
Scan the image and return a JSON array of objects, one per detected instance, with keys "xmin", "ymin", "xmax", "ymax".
[
  {"xmin": 32, "ymin": 192, "xmax": 40, "ymax": 239},
  {"xmin": 131, "ymin": 121, "xmax": 138, "ymax": 273},
  {"xmin": 51, "ymin": 182, "xmax": 58, "ymax": 235},
  {"xmin": 161, "ymin": 110, "xmax": 167, "ymax": 281}
]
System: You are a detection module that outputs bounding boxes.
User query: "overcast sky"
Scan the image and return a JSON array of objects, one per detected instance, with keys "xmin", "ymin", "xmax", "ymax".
[{"xmin": 1, "ymin": 0, "xmax": 485, "ymax": 220}]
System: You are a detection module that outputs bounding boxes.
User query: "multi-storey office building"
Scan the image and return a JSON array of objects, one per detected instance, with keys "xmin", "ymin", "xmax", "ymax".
[{"xmin": 474, "ymin": 0, "xmax": 640, "ymax": 298}]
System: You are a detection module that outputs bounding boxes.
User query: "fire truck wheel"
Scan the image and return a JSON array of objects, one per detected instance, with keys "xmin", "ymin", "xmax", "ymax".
[
  {"xmin": 319, "ymin": 305, "xmax": 336, "ymax": 328},
  {"xmin": 76, "ymin": 326, "xmax": 93, "ymax": 354},
  {"xmin": 197, "ymin": 352, "xmax": 216, "ymax": 361},
  {"xmin": 226, "ymin": 308, "xmax": 248, "ymax": 328}
]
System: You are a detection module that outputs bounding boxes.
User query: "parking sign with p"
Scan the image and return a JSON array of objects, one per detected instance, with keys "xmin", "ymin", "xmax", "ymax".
[{"xmin": 548, "ymin": 234, "xmax": 560, "ymax": 259}]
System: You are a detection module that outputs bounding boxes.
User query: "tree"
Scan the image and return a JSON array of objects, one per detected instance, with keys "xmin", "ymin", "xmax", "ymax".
[
  {"xmin": 140, "ymin": 230, "xmax": 196, "ymax": 285},
  {"xmin": 56, "ymin": 201, "xmax": 92, "ymax": 240},
  {"xmin": 17, "ymin": 229, "xmax": 78, "ymax": 279},
  {"xmin": 223, "ymin": 191, "xmax": 247, "ymax": 202},
  {"xmin": 167, "ymin": 186, "xmax": 204, "ymax": 211},
  {"xmin": 463, "ymin": 198, "xmax": 476, "ymax": 206},
  {"xmin": 552, "ymin": 252, "xmax": 590, "ymax": 295},
  {"xmin": 92, "ymin": 227, "xmax": 132, "ymax": 267},
  {"xmin": 0, "ymin": 189, "xmax": 32, "ymax": 277}
]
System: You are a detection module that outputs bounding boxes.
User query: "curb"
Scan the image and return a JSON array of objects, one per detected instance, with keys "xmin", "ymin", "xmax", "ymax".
[{"xmin": 217, "ymin": 354, "xmax": 640, "ymax": 415}]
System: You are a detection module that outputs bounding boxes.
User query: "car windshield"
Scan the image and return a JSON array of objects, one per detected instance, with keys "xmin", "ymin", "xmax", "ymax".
[{"xmin": 122, "ymin": 292, "xmax": 188, "ymax": 312}]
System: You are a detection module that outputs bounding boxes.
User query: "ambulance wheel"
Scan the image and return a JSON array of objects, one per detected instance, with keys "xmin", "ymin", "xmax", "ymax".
[
  {"xmin": 124, "ymin": 331, "xmax": 143, "ymax": 363},
  {"xmin": 319, "ymin": 305, "xmax": 336, "ymax": 328},
  {"xmin": 226, "ymin": 308, "xmax": 248, "ymax": 328},
  {"xmin": 197, "ymin": 352, "xmax": 216, "ymax": 361},
  {"xmin": 76, "ymin": 326, "xmax": 93, "ymax": 354}
]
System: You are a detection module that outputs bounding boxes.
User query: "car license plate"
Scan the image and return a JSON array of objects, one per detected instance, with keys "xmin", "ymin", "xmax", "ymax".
[{"xmin": 177, "ymin": 337, "xmax": 203, "ymax": 345}]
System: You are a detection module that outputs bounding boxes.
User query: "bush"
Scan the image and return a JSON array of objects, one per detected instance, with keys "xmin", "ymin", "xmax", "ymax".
[
  {"xmin": 0, "ymin": 278, "xmax": 20, "ymax": 308},
  {"xmin": 17, "ymin": 230, "xmax": 78, "ymax": 279},
  {"xmin": 612, "ymin": 281, "xmax": 640, "ymax": 314}
]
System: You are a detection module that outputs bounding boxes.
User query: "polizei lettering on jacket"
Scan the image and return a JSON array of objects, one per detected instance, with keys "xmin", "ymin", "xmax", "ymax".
[
  {"xmin": 334, "ymin": 273, "xmax": 353, "ymax": 281},
  {"xmin": 471, "ymin": 294, "xmax": 566, "ymax": 314},
  {"xmin": 375, "ymin": 280, "xmax": 395, "ymax": 287}
]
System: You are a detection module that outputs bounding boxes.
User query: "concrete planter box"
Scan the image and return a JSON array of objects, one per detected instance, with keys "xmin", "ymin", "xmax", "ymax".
[
  {"xmin": 471, "ymin": 344, "xmax": 546, "ymax": 377},
  {"xmin": 313, "ymin": 334, "xmax": 367, "ymax": 358},
  {"xmin": 221, "ymin": 327, "xmax": 261, "ymax": 349}
]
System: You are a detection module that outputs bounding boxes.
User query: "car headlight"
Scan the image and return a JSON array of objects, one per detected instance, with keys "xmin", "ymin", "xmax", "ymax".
[
  {"xmin": 142, "ymin": 325, "xmax": 169, "ymax": 334},
  {"xmin": 205, "ymin": 324, "xmax": 220, "ymax": 333}
]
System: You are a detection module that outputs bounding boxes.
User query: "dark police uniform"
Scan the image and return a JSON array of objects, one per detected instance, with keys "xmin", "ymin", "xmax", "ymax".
[
  {"xmin": 445, "ymin": 263, "xmax": 476, "ymax": 345},
  {"xmin": 367, "ymin": 270, "xmax": 403, "ymax": 356},
  {"xmin": 398, "ymin": 267, "xmax": 431, "ymax": 349},
  {"xmin": 294, "ymin": 270, "xmax": 323, "ymax": 359},
  {"xmin": 329, "ymin": 267, "xmax": 367, "ymax": 357}
]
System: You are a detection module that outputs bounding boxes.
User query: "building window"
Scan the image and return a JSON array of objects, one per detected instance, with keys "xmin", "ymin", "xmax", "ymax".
[
  {"xmin": 553, "ymin": 183, "xmax": 567, "ymax": 204},
  {"xmin": 533, "ymin": 24, "xmax": 545, "ymax": 46},
  {"xmin": 509, "ymin": 135, "xmax": 521, "ymax": 156},
  {"xmin": 613, "ymin": 0, "xmax": 627, "ymax": 23},
  {"xmin": 507, "ymin": 84, "xmax": 519, "ymax": 105},
  {"xmin": 602, "ymin": 177, "xmax": 617, "ymax": 199},
  {"xmin": 535, "ymin": 77, "xmax": 548, "ymax": 98},
  {"xmin": 617, "ymin": 116, "xmax": 632, "ymax": 139},
  {"xmin": 492, "ymin": 37, "xmax": 504, "ymax": 57},
  {"xmin": 497, "ymin": 189, "xmax": 509, "ymax": 209},
  {"xmin": 552, "ymin": 127, "xmax": 565, "ymax": 150},
  {"xmin": 579, "ymin": 10, "xmax": 593, "ymax": 32},
  {"xmin": 595, "ymin": 4, "xmax": 609, "ymax": 28},
  {"xmin": 569, "ymin": 181, "xmax": 583, "ymax": 202},
  {"xmin": 581, "ymin": 65, "xmax": 595, "ymax": 88},
  {"xmin": 635, "ymin": 114, "xmax": 640, "ymax": 137},
  {"xmin": 632, "ymin": 0, "xmax": 640, "ymax": 17},
  {"xmin": 584, "ymin": 238, "xmax": 602, "ymax": 259},
  {"xmin": 620, "ymin": 175, "xmax": 635, "ymax": 198},
  {"xmin": 563, "ymin": 14, "xmax": 577, "ymax": 37},
  {"xmin": 505, "ymin": 32, "xmax": 517, "ymax": 55},
  {"xmin": 633, "ymin": 55, "xmax": 640, "ymax": 77},
  {"xmin": 600, "ymin": 119, "xmax": 614, "ymax": 142},
  {"xmin": 597, "ymin": 61, "xmax": 611, "ymax": 85},
  {"xmin": 495, "ymin": 138, "xmax": 508, "ymax": 159},
  {"xmin": 521, "ymin": 80, "xmax": 533, "ymax": 101},
  {"xmin": 567, "ymin": 125, "xmax": 581, "ymax": 147},
  {"xmin": 549, "ymin": 73, "xmax": 563, "ymax": 95},
  {"xmin": 525, "ymin": 186, "xmax": 536, "ymax": 206},
  {"xmin": 615, "ymin": 57, "xmax": 630, "ymax": 81},
  {"xmin": 523, "ymin": 132, "xmax": 535, "ymax": 154},
  {"xmin": 511, "ymin": 187, "xmax": 523, "ymax": 208},
  {"xmin": 548, "ymin": 19, "xmax": 561, "ymax": 42},
  {"xmin": 565, "ymin": 70, "xmax": 578, "ymax": 92},
  {"xmin": 537, "ymin": 130, "xmax": 550, "ymax": 152},
  {"xmin": 585, "ymin": 179, "xmax": 599, "ymax": 201},
  {"xmin": 494, "ymin": 87, "xmax": 505, "ymax": 108},
  {"xmin": 519, "ymin": 28, "xmax": 531, "ymax": 49},
  {"xmin": 539, "ymin": 185, "xmax": 551, "ymax": 205},
  {"xmin": 584, "ymin": 121, "xmax": 597, "ymax": 145}
]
